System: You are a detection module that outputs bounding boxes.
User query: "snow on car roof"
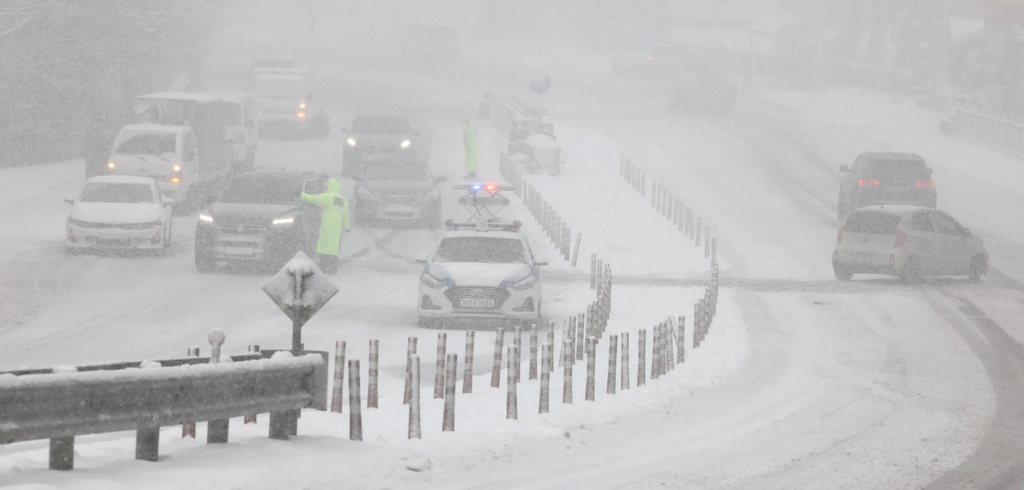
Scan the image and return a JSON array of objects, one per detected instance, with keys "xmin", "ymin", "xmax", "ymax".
[
  {"xmin": 85, "ymin": 175, "xmax": 157, "ymax": 185},
  {"xmin": 120, "ymin": 123, "xmax": 188, "ymax": 134}
]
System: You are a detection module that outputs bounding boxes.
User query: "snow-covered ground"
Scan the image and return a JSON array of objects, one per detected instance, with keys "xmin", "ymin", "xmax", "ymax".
[{"xmin": 3, "ymin": 2, "xmax": 1024, "ymax": 489}]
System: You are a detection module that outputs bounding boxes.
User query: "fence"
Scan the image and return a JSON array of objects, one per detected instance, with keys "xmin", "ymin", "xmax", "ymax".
[
  {"xmin": 951, "ymin": 106, "xmax": 1024, "ymax": 159},
  {"xmin": 0, "ymin": 345, "xmax": 326, "ymax": 470}
]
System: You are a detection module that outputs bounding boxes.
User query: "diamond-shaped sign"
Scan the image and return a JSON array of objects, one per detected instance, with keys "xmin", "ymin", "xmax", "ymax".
[{"xmin": 263, "ymin": 251, "xmax": 339, "ymax": 326}]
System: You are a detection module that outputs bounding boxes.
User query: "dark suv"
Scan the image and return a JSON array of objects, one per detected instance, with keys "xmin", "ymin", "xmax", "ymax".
[
  {"xmin": 342, "ymin": 115, "xmax": 421, "ymax": 178},
  {"xmin": 838, "ymin": 152, "xmax": 936, "ymax": 221},
  {"xmin": 195, "ymin": 171, "xmax": 325, "ymax": 272}
]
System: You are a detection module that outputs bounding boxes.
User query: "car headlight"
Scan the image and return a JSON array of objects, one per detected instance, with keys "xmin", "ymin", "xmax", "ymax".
[
  {"xmin": 510, "ymin": 275, "xmax": 537, "ymax": 291},
  {"xmin": 347, "ymin": 138, "xmax": 357, "ymax": 146},
  {"xmin": 420, "ymin": 273, "xmax": 445, "ymax": 289},
  {"xmin": 198, "ymin": 213, "xmax": 214, "ymax": 223},
  {"xmin": 272, "ymin": 216, "xmax": 295, "ymax": 226},
  {"xmin": 400, "ymin": 140, "xmax": 411, "ymax": 148}
]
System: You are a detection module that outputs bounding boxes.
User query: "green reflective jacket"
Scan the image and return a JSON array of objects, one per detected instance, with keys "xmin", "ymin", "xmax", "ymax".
[{"xmin": 300, "ymin": 178, "xmax": 350, "ymax": 256}]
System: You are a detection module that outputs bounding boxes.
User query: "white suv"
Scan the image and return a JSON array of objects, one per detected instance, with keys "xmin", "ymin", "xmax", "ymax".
[
  {"xmin": 832, "ymin": 205, "xmax": 987, "ymax": 283},
  {"xmin": 415, "ymin": 221, "xmax": 547, "ymax": 328}
]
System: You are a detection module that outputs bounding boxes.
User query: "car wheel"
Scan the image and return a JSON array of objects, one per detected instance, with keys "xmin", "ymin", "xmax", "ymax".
[
  {"xmin": 899, "ymin": 256, "xmax": 922, "ymax": 284},
  {"xmin": 969, "ymin": 254, "xmax": 986, "ymax": 283},
  {"xmin": 833, "ymin": 263, "xmax": 853, "ymax": 281}
]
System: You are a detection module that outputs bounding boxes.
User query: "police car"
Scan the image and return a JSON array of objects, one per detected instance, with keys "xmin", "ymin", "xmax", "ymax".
[{"xmin": 414, "ymin": 183, "xmax": 546, "ymax": 328}]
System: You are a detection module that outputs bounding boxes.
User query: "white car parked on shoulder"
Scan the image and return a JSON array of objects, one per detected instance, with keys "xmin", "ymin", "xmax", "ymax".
[
  {"xmin": 64, "ymin": 176, "xmax": 174, "ymax": 254},
  {"xmin": 832, "ymin": 205, "xmax": 987, "ymax": 283},
  {"xmin": 106, "ymin": 124, "xmax": 198, "ymax": 201}
]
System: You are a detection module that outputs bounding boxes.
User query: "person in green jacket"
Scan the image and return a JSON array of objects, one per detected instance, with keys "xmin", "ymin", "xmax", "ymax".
[
  {"xmin": 300, "ymin": 178, "xmax": 350, "ymax": 274},
  {"xmin": 463, "ymin": 119, "xmax": 478, "ymax": 179}
]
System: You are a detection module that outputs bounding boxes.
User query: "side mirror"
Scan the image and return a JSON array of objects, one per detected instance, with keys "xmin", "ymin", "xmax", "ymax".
[
  {"xmin": 928, "ymin": 168, "xmax": 934, "ymax": 175},
  {"xmin": 63, "ymin": 196, "xmax": 75, "ymax": 204},
  {"xmin": 535, "ymin": 256, "xmax": 549, "ymax": 266},
  {"xmin": 435, "ymin": 176, "xmax": 447, "ymax": 183},
  {"xmin": 839, "ymin": 165, "xmax": 849, "ymax": 173},
  {"xmin": 414, "ymin": 252, "xmax": 428, "ymax": 263},
  {"xmin": 163, "ymin": 197, "xmax": 176, "ymax": 207},
  {"xmin": 959, "ymin": 227, "xmax": 971, "ymax": 237}
]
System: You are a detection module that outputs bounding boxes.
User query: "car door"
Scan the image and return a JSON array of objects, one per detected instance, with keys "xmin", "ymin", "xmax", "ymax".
[
  {"xmin": 930, "ymin": 211, "xmax": 965, "ymax": 274},
  {"xmin": 907, "ymin": 210, "xmax": 938, "ymax": 269}
]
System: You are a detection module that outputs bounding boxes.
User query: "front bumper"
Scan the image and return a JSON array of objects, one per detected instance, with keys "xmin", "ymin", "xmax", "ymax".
[
  {"xmin": 196, "ymin": 223, "xmax": 294, "ymax": 262},
  {"xmin": 358, "ymin": 196, "xmax": 439, "ymax": 221},
  {"xmin": 417, "ymin": 283, "xmax": 540, "ymax": 323},
  {"xmin": 259, "ymin": 113, "xmax": 306, "ymax": 132},
  {"xmin": 833, "ymin": 247, "xmax": 905, "ymax": 275},
  {"xmin": 66, "ymin": 223, "xmax": 163, "ymax": 250}
]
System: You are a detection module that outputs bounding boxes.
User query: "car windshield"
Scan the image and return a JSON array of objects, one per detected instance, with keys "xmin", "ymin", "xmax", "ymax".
[
  {"xmin": 115, "ymin": 133, "xmax": 176, "ymax": 155},
  {"xmin": 80, "ymin": 183, "xmax": 154, "ymax": 203},
  {"xmin": 351, "ymin": 116, "xmax": 412, "ymax": 134},
  {"xmin": 845, "ymin": 211, "xmax": 902, "ymax": 234},
  {"xmin": 219, "ymin": 176, "xmax": 301, "ymax": 205},
  {"xmin": 864, "ymin": 160, "xmax": 929, "ymax": 181},
  {"xmin": 257, "ymin": 78, "xmax": 303, "ymax": 101},
  {"xmin": 364, "ymin": 163, "xmax": 429, "ymax": 182},
  {"xmin": 433, "ymin": 237, "xmax": 526, "ymax": 263}
]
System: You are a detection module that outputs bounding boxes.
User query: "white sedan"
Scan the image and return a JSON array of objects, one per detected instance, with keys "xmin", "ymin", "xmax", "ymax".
[
  {"xmin": 64, "ymin": 176, "xmax": 174, "ymax": 254},
  {"xmin": 832, "ymin": 205, "xmax": 987, "ymax": 282}
]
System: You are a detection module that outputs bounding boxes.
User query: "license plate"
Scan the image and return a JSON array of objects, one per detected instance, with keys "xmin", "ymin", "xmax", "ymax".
[
  {"xmin": 850, "ymin": 253, "xmax": 874, "ymax": 264},
  {"xmin": 460, "ymin": 298, "xmax": 495, "ymax": 308}
]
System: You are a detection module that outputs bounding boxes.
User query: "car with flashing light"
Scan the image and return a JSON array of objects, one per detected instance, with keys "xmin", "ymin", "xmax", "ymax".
[
  {"xmin": 415, "ymin": 220, "xmax": 547, "ymax": 328},
  {"xmin": 64, "ymin": 176, "xmax": 174, "ymax": 254},
  {"xmin": 256, "ymin": 73, "xmax": 312, "ymax": 138},
  {"xmin": 613, "ymin": 43, "xmax": 692, "ymax": 78},
  {"xmin": 194, "ymin": 171, "xmax": 325, "ymax": 272},
  {"xmin": 342, "ymin": 115, "xmax": 422, "ymax": 178},
  {"xmin": 832, "ymin": 205, "xmax": 987, "ymax": 283},
  {"xmin": 354, "ymin": 159, "xmax": 446, "ymax": 227},
  {"xmin": 105, "ymin": 124, "xmax": 198, "ymax": 201},
  {"xmin": 838, "ymin": 152, "xmax": 936, "ymax": 221}
]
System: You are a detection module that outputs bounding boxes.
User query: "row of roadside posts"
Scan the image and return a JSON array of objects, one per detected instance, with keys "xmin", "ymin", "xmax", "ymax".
[
  {"xmin": 320, "ymin": 261, "xmax": 720, "ymax": 440},
  {"xmin": 499, "ymin": 151, "xmax": 582, "ymax": 267},
  {"xmin": 620, "ymin": 155, "xmax": 717, "ymax": 263}
]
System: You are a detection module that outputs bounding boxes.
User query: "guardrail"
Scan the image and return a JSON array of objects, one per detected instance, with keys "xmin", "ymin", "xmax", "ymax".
[
  {"xmin": 951, "ymin": 106, "xmax": 1024, "ymax": 158},
  {"xmin": 0, "ymin": 350, "xmax": 326, "ymax": 470}
]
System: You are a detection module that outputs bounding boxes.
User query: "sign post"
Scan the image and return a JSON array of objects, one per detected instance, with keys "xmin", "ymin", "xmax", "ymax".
[{"xmin": 263, "ymin": 252, "xmax": 339, "ymax": 355}]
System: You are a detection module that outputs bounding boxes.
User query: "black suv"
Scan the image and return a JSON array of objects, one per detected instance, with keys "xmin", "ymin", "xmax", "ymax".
[
  {"xmin": 195, "ymin": 171, "xmax": 326, "ymax": 272},
  {"xmin": 354, "ymin": 159, "xmax": 445, "ymax": 227},
  {"xmin": 838, "ymin": 152, "xmax": 936, "ymax": 221},
  {"xmin": 342, "ymin": 115, "xmax": 421, "ymax": 179}
]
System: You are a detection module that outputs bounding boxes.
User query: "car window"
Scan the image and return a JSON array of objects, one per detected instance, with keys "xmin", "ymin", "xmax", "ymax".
[
  {"xmin": 351, "ymin": 116, "xmax": 412, "ymax": 134},
  {"xmin": 433, "ymin": 237, "xmax": 526, "ymax": 263},
  {"xmin": 863, "ymin": 159, "xmax": 929, "ymax": 181},
  {"xmin": 219, "ymin": 176, "xmax": 301, "ymax": 204},
  {"xmin": 909, "ymin": 211, "xmax": 933, "ymax": 232},
  {"xmin": 115, "ymin": 133, "xmax": 177, "ymax": 156},
  {"xmin": 844, "ymin": 211, "xmax": 901, "ymax": 234},
  {"xmin": 302, "ymin": 177, "xmax": 327, "ymax": 194},
  {"xmin": 80, "ymin": 183, "xmax": 155, "ymax": 203},
  {"xmin": 256, "ymin": 78, "xmax": 304, "ymax": 101},
  {"xmin": 364, "ymin": 163, "xmax": 429, "ymax": 182},
  {"xmin": 932, "ymin": 211, "xmax": 958, "ymax": 235}
]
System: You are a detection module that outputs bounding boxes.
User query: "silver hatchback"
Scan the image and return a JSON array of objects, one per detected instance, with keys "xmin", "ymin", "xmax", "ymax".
[{"xmin": 832, "ymin": 205, "xmax": 987, "ymax": 283}]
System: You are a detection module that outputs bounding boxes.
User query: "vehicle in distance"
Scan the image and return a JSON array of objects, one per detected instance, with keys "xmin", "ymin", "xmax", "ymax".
[
  {"xmin": 612, "ymin": 43, "xmax": 691, "ymax": 78},
  {"xmin": 255, "ymin": 73, "xmax": 312, "ymax": 138},
  {"xmin": 195, "ymin": 171, "xmax": 324, "ymax": 272},
  {"xmin": 402, "ymin": 25, "xmax": 460, "ymax": 61},
  {"xmin": 106, "ymin": 124, "xmax": 198, "ymax": 201},
  {"xmin": 832, "ymin": 205, "xmax": 987, "ymax": 283},
  {"xmin": 838, "ymin": 152, "xmax": 936, "ymax": 221},
  {"xmin": 354, "ymin": 159, "xmax": 445, "ymax": 227},
  {"xmin": 64, "ymin": 176, "xmax": 174, "ymax": 254},
  {"xmin": 415, "ymin": 220, "xmax": 547, "ymax": 328},
  {"xmin": 668, "ymin": 60, "xmax": 738, "ymax": 114},
  {"xmin": 221, "ymin": 93, "xmax": 259, "ymax": 171},
  {"xmin": 342, "ymin": 115, "xmax": 421, "ymax": 178}
]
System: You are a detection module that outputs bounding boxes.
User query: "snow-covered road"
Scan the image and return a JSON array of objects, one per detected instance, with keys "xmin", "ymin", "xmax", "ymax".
[{"xmin": 3, "ymin": 2, "xmax": 1024, "ymax": 488}]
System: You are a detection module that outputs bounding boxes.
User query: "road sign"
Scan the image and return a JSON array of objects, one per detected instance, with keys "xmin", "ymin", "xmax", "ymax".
[{"xmin": 263, "ymin": 251, "xmax": 338, "ymax": 353}]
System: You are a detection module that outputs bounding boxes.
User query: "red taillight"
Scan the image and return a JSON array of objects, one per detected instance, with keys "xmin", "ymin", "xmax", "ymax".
[
  {"xmin": 916, "ymin": 180, "xmax": 935, "ymax": 188},
  {"xmin": 859, "ymin": 179, "xmax": 880, "ymax": 187},
  {"xmin": 893, "ymin": 229, "xmax": 908, "ymax": 248},
  {"xmin": 837, "ymin": 226, "xmax": 844, "ymax": 244}
]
